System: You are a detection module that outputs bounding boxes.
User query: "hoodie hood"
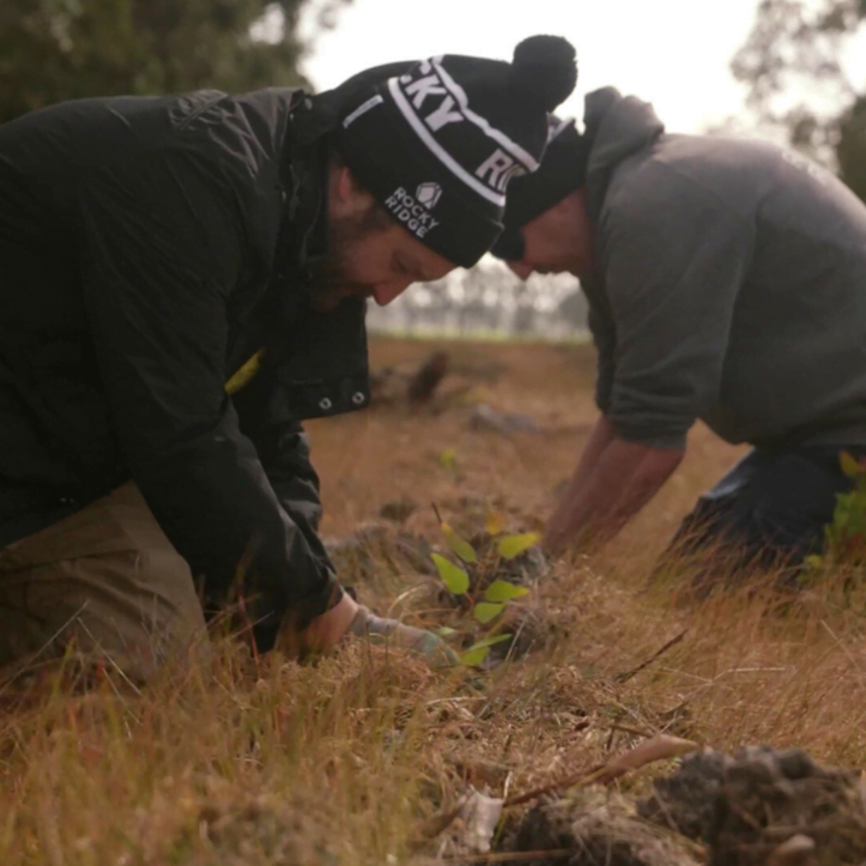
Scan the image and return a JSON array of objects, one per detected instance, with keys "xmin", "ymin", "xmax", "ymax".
[
  {"xmin": 582, "ymin": 86, "xmax": 665, "ymax": 219},
  {"xmin": 490, "ymin": 87, "xmax": 665, "ymax": 259}
]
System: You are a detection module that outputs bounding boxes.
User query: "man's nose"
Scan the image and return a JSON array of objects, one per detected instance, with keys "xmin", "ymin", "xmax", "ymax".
[
  {"xmin": 372, "ymin": 279, "xmax": 413, "ymax": 307},
  {"xmin": 507, "ymin": 260, "xmax": 533, "ymax": 281}
]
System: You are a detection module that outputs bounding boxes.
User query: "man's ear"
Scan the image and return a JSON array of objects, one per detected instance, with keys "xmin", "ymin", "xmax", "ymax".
[
  {"xmin": 330, "ymin": 161, "xmax": 374, "ymax": 219},
  {"xmin": 334, "ymin": 163, "xmax": 355, "ymax": 206}
]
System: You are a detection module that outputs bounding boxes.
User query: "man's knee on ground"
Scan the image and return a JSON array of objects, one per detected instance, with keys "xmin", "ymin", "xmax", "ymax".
[{"xmin": 0, "ymin": 483, "xmax": 207, "ymax": 682}]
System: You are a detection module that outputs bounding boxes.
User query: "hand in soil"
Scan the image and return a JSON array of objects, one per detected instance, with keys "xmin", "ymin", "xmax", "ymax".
[{"xmin": 347, "ymin": 605, "xmax": 460, "ymax": 668}]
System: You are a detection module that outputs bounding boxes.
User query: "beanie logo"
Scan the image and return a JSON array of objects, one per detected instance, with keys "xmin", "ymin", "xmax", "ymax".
[
  {"xmin": 403, "ymin": 75, "xmax": 463, "ymax": 132},
  {"xmin": 385, "ymin": 187, "xmax": 441, "ymax": 240},
  {"xmin": 387, "ymin": 58, "xmax": 540, "ymax": 206},
  {"xmin": 416, "ymin": 182, "xmax": 442, "ymax": 210},
  {"xmin": 475, "ymin": 150, "xmax": 524, "ymax": 194}
]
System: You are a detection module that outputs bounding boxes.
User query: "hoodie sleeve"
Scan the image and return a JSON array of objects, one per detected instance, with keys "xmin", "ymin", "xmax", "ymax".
[
  {"xmin": 78, "ymin": 147, "xmax": 340, "ymax": 651},
  {"xmin": 599, "ymin": 165, "xmax": 754, "ymax": 449},
  {"xmin": 583, "ymin": 283, "xmax": 617, "ymax": 414}
]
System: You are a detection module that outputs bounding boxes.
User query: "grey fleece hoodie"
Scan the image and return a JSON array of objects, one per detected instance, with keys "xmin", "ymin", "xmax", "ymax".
[{"xmin": 583, "ymin": 87, "xmax": 866, "ymax": 451}]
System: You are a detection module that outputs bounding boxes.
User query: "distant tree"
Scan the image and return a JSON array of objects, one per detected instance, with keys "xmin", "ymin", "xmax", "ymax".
[
  {"xmin": 365, "ymin": 262, "xmax": 586, "ymax": 340},
  {"xmin": 0, "ymin": 0, "xmax": 351, "ymax": 124},
  {"xmin": 731, "ymin": 0, "xmax": 866, "ymax": 199},
  {"xmin": 458, "ymin": 266, "xmax": 490, "ymax": 333},
  {"xmin": 556, "ymin": 289, "xmax": 589, "ymax": 334},
  {"xmin": 513, "ymin": 277, "xmax": 539, "ymax": 336}
]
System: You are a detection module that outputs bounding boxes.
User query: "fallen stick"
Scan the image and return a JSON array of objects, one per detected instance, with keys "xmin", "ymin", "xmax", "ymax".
[
  {"xmin": 433, "ymin": 850, "xmax": 573, "ymax": 864},
  {"xmin": 505, "ymin": 733, "xmax": 698, "ymax": 807},
  {"xmin": 614, "ymin": 629, "xmax": 687, "ymax": 684},
  {"xmin": 419, "ymin": 733, "xmax": 699, "ymax": 842}
]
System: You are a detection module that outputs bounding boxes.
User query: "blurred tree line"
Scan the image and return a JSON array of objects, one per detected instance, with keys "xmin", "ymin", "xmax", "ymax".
[
  {"xmin": 0, "ymin": 0, "xmax": 350, "ymax": 123},
  {"xmin": 366, "ymin": 262, "xmax": 587, "ymax": 341},
  {"xmin": 733, "ymin": 0, "xmax": 866, "ymax": 200}
]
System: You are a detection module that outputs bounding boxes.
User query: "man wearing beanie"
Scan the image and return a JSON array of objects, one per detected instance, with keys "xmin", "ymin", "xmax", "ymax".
[
  {"xmin": 0, "ymin": 37, "xmax": 576, "ymax": 681},
  {"xmin": 493, "ymin": 87, "xmax": 866, "ymax": 589}
]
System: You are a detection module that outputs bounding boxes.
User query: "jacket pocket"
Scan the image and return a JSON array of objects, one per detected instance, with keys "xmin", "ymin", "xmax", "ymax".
[{"xmin": 265, "ymin": 373, "xmax": 371, "ymax": 425}]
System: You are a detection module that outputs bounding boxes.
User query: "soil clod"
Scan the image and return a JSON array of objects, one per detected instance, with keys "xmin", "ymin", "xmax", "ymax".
[{"xmin": 503, "ymin": 794, "xmax": 701, "ymax": 866}]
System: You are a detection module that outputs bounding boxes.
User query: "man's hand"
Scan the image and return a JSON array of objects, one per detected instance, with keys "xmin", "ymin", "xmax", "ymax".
[
  {"xmin": 347, "ymin": 605, "xmax": 460, "ymax": 667},
  {"xmin": 295, "ymin": 592, "xmax": 361, "ymax": 652},
  {"xmin": 289, "ymin": 595, "xmax": 459, "ymax": 668},
  {"xmin": 546, "ymin": 416, "xmax": 684, "ymax": 553}
]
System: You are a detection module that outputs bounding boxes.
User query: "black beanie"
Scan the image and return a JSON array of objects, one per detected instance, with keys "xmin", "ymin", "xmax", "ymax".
[
  {"xmin": 490, "ymin": 116, "xmax": 590, "ymax": 261},
  {"xmin": 335, "ymin": 35, "xmax": 577, "ymax": 268}
]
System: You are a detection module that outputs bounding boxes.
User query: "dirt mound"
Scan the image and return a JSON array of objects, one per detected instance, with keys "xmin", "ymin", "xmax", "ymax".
[
  {"xmin": 503, "ymin": 794, "xmax": 700, "ymax": 866},
  {"xmin": 636, "ymin": 748, "xmax": 729, "ymax": 842},
  {"xmin": 501, "ymin": 746, "xmax": 866, "ymax": 866},
  {"xmin": 122, "ymin": 783, "xmax": 338, "ymax": 866},
  {"xmin": 324, "ymin": 521, "xmax": 557, "ymax": 665},
  {"xmin": 486, "ymin": 604, "xmax": 563, "ymax": 665},
  {"xmin": 639, "ymin": 746, "xmax": 866, "ymax": 865},
  {"xmin": 378, "ymin": 496, "xmax": 418, "ymax": 524},
  {"xmin": 369, "ymin": 350, "xmax": 450, "ymax": 406},
  {"xmin": 323, "ymin": 522, "xmax": 435, "ymax": 582},
  {"xmin": 709, "ymin": 746, "xmax": 866, "ymax": 865}
]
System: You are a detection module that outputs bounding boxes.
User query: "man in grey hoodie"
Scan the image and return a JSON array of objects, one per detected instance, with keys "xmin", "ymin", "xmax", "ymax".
[{"xmin": 491, "ymin": 87, "xmax": 866, "ymax": 584}]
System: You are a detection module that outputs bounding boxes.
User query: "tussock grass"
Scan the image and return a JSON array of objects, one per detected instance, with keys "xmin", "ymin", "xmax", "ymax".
[{"xmin": 2, "ymin": 339, "xmax": 865, "ymax": 864}]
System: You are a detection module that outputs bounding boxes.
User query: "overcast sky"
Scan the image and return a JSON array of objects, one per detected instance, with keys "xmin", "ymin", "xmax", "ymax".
[{"xmin": 299, "ymin": 0, "xmax": 762, "ymax": 135}]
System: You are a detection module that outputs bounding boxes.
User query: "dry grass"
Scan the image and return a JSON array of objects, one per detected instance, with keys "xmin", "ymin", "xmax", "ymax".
[{"xmin": 2, "ymin": 338, "xmax": 866, "ymax": 865}]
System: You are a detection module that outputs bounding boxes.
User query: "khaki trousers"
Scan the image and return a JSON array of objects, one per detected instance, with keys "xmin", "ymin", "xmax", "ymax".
[{"xmin": 0, "ymin": 482, "xmax": 206, "ymax": 682}]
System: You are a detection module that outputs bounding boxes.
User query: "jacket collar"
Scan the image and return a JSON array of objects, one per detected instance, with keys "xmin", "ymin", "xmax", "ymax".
[
  {"xmin": 247, "ymin": 96, "xmax": 369, "ymax": 389},
  {"xmin": 272, "ymin": 94, "xmax": 333, "ymax": 302}
]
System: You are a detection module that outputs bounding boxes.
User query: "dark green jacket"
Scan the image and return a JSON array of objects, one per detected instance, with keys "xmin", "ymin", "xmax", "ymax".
[{"xmin": 0, "ymin": 80, "xmax": 396, "ymax": 648}]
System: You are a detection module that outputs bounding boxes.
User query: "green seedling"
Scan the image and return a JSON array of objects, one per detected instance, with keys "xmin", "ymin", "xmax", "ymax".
[
  {"xmin": 430, "ymin": 510, "xmax": 538, "ymax": 667},
  {"xmin": 802, "ymin": 452, "xmax": 866, "ymax": 598}
]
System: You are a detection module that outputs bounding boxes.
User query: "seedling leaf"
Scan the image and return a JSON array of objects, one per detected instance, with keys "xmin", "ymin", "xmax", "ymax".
[
  {"xmin": 484, "ymin": 579, "xmax": 530, "ymax": 602},
  {"xmin": 442, "ymin": 521, "xmax": 477, "ymax": 563},
  {"xmin": 460, "ymin": 646, "xmax": 491, "ymax": 667},
  {"xmin": 473, "ymin": 602, "xmax": 505, "ymax": 624},
  {"xmin": 432, "ymin": 553, "xmax": 469, "ymax": 595},
  {"xmin": 498, "ymin": 532, "xmax": 541, "ymax": 560},
  {"xmin": 439, "ymin": 448, "xmax": 458, "ymax": 470},
  {"xmin": 460, "ymin": 634, "xmax": 511, "ymax": 667}
]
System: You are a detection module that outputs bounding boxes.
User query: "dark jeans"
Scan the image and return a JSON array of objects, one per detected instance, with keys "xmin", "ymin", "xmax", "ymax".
[{"xmin": 662, "ymin": 444, "xmax": 863, "ymax": 590}]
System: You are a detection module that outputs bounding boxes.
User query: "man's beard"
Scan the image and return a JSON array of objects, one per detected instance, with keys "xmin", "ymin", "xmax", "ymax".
[{"xmin": 307, "ymin": 207, "xmax": 387, "ymax": 312}]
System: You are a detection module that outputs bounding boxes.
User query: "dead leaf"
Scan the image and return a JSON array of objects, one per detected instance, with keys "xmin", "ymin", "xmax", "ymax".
[
  {"xmin": 766, "ymin": 835, "xmax": 817, "ymax": 866},
  {"xmin": 458, "ymin": 789, "xmax": 504, "ymax": 854},
  {"xmin": 484, "ymin": 510, "xmax": 506, "ymax": 536}
]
